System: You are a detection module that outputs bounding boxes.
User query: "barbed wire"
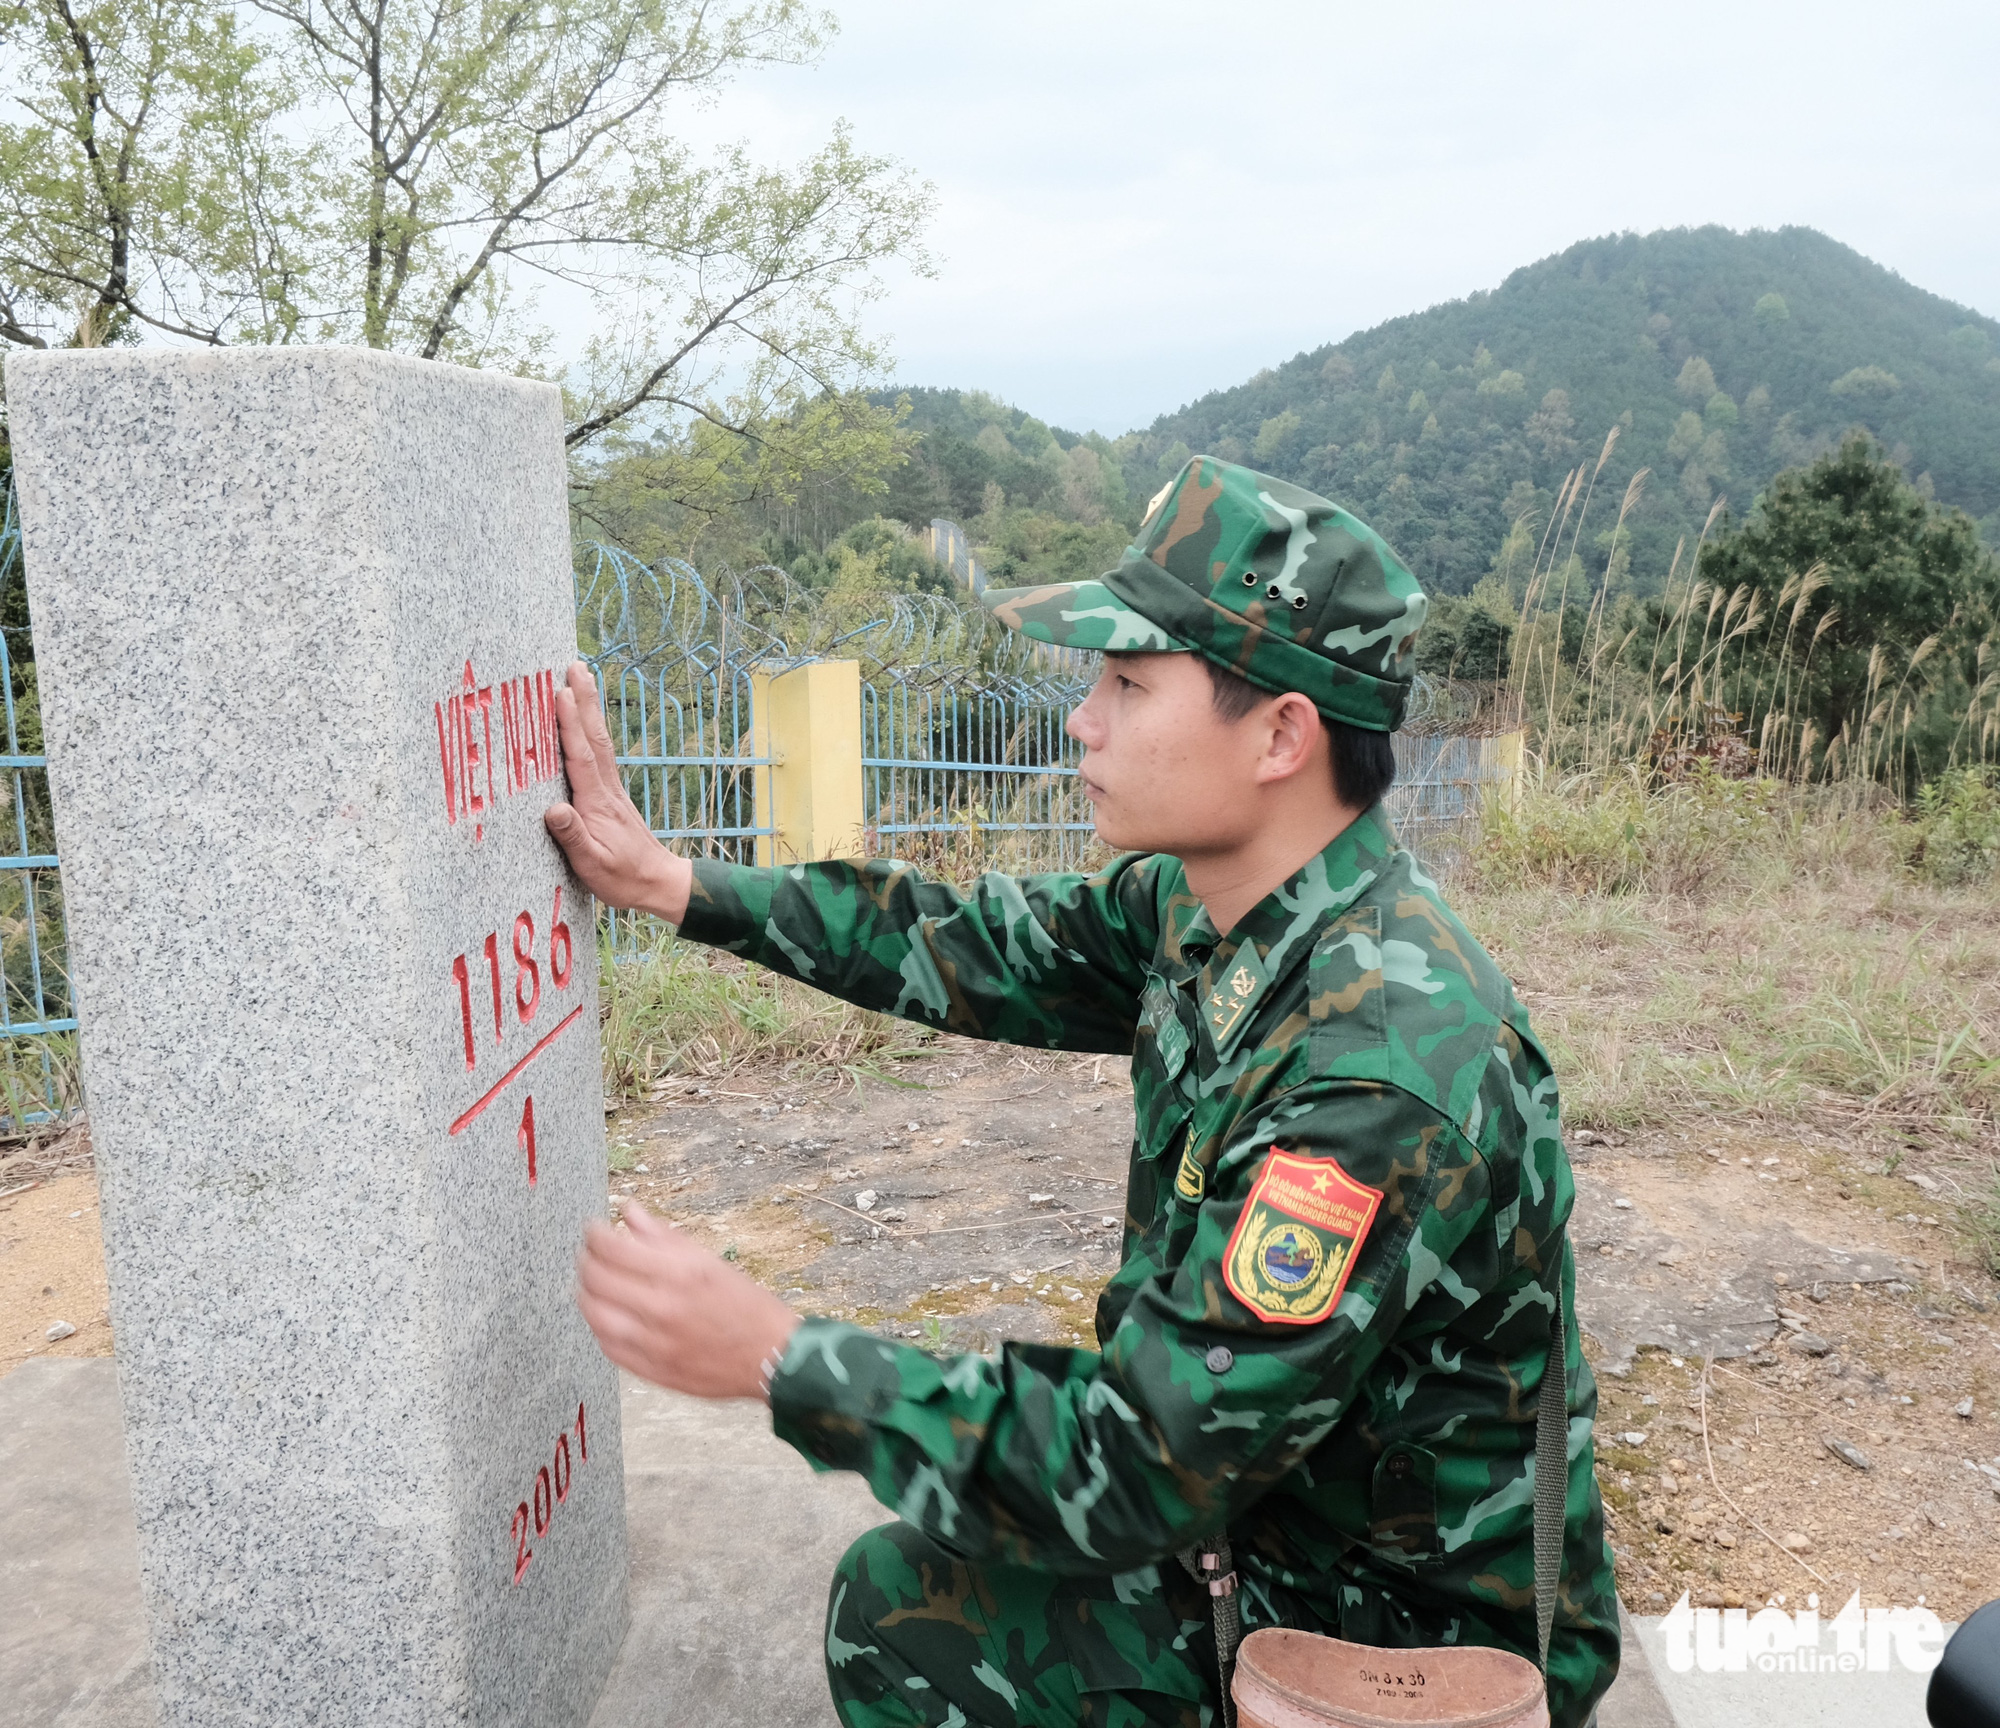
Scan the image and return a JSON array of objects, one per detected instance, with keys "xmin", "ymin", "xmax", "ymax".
[
  {"xmin": 571, "ymin": 540, "xmax": 1098, "ymax": 704},
  {"xmin": 1402, "ymin": 672, "xmax": 1521, "ymax": 737},
  {"xmin": 569, "ymin": 540, "xmax": 1526, "ymax": 732}
]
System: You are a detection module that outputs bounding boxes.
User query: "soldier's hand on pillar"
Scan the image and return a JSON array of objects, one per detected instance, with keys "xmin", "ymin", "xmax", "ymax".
[
  {"xmin": 544, "ymin": 661, "xmax": 694, "ymax": 922},
  {"xmin": 575, "ymin": 1199, "xmax": 800, "ymax": 1401}
]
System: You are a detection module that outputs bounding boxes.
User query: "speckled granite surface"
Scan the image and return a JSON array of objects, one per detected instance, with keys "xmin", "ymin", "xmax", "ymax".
[{"xmin": 5, "ymin": 347, "xmax": 626, "ymax": 1726}]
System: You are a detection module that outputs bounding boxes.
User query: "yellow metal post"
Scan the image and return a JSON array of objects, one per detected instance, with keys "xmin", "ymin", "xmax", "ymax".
[
  {"xmin": 751, "ymin": 660, "xmax": 865, "ymax": 865},
  {"xmin": 1480, "ymin": 727, "xmax": 1526, "ymax": 811}
]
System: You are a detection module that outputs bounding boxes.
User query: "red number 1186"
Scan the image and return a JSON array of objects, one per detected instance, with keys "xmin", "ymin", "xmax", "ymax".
[{"xmin": 452, "ymin": 886, "xmax": 575, "ymax": 1069}]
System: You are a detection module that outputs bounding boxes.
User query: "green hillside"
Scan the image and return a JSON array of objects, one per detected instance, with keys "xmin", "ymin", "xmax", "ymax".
[
  {"xmin": 872, "ymin": 387, "xmax": 1132, "ymax": 529},
  {"xmin": 1114, "ymin": 226, "xmax": 2000, "ymax": 595}
]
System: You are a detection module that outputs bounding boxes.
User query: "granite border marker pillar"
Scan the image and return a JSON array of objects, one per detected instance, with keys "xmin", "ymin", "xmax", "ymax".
[{"xmin": 5, "ymin": 347, "xmax": 628, "ymax": 1726}]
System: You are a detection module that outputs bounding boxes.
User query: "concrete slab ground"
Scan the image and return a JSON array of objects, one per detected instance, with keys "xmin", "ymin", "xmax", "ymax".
[
  {"xmin": 3, "ymin": 1359, "xmax": 156, "ymax": 1727},
  {"xmin": 2, "ymin": 1357, "xmax": 1825, "ymax": 1728},
  {"xmin": 1628, "ymin": 1614, "xmax": 1936, "ymax": 1728},
  {"xmin": 593, "ymin": 1378, "xmax": 881, "ymax": 1727}
]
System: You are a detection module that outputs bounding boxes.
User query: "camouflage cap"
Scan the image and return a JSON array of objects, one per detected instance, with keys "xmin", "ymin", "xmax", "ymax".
[{"xmin": 981, "ymin": 455, "xmax": 1428, "ymax": 732}]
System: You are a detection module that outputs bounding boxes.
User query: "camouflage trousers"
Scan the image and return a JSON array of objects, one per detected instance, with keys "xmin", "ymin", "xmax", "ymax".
[
  {"xmin": 824, "ymin": 1521, "xmax": 1216, "ymax": 1728},
  {"xmin": 823, "ymin": 1523, "xmax": 1617, "ymax": 1728}
]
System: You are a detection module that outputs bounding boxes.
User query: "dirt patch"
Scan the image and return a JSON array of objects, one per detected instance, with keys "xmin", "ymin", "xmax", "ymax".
[
  {"xmin": 8, "ymin": 1036, "xmax": 1998, "ymax": 1621},
  {"xmin": 1, "ymin": 1168, "xmax": 114, "ymax": 1375},
  {"xmin": 606, "ymin": 1038, "xmax": 1132, "ymax": 1349},
  {"xmin": 1570, "ymin": 1122, "xmax": 2000, "ymax": 1621}
]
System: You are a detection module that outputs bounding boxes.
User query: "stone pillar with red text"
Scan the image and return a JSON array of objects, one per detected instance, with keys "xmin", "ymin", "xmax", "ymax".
[{"xmin": 6, "ymin": 347, "xmax": 627, "ymax": 1727}]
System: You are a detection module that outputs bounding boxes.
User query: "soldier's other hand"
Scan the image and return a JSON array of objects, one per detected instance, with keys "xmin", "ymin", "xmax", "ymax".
[
  {"xmin": 576, "ymin": 1200, "xmax": 800, "ymax": 1401},
  {"xmin": 544, "ymin": 661, "xmax": 692, "ymax": 921}
]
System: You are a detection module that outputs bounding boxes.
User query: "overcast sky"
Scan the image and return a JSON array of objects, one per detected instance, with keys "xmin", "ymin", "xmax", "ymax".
[{"xmin": 693, "ymin": 0, "xmax": 2000, "ymax": 435}]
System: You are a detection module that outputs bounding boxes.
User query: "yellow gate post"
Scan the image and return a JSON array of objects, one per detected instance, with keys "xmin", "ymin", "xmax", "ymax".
[
  {"xmin": 751, "ymin": 660, "xmax": 866, "ymax": 865},
  {"xmin": 1478, "ymin": 728, "xmax": 1526, "ymax": 811}
]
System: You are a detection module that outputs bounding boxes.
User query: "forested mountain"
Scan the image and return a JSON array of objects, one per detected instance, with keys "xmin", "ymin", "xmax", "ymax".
[
  {"xmin": 1116, "ymin": 226, "xmax": 2000, "ymax": 595},
  {"xmin": 871, "ymin": 227, "xmax": 2000, "ymax": 599},
  {"xmin": 859, "ymin": 387, "xmax": 1139, "ymax": 588}
]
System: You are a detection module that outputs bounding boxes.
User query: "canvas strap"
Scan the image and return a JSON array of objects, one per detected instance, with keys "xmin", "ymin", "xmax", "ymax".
[
  {"xmin": 1533, "ymin": 1235, "xmax": 1572, "ymax": 1673},
  {"xmin": 1177, "ymin": 1538, "xmax": 1241, "ymax": 1728}
]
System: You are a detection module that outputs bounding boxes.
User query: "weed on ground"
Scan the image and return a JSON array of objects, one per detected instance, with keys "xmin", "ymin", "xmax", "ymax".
[
  {"xmin": 598, "ymin": 927, "xmax": 936, "ymax": 1102},
  {"xmin": 1457, "ymin": 774, "xmax": 2000, "ymax": 1153}
]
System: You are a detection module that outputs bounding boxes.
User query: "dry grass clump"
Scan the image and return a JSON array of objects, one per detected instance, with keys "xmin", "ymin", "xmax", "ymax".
[
  {"xmin": 1459, "ymin": 772, "xmax": 2000, "ymax": 1145},
  {"xmin": 1500, "ymin": 431, "xmax": 1997, "ymax": 792},
  {"xmin": 1471, "ymin": 762, "xmax": 1901, "ymax": 898},
  {"xmin": 595, "ymin": 818, "xmax": 1104, "ymax": 1105},
  {"xmin": 597, "ymin": 926, "xmax": 932, "ymax": 1102},
  {"xmin": 867, "ymin": 819, "xmax": 1111, "ymax": 883},
  {"xmin": 0, "ymin": 1030, "xmax": 79, "ymax": 1134}
]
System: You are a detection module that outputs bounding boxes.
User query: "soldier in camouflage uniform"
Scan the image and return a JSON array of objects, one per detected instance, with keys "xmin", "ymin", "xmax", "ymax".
[{"xmin": 559, "ymin": 456, "xmax": 1620, "ymax": 1728}]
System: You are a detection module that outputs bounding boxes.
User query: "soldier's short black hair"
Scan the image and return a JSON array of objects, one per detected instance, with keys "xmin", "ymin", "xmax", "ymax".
[{"xmin": 1202, "ymin": 657, "xmax": 1396, "ymax": 812}]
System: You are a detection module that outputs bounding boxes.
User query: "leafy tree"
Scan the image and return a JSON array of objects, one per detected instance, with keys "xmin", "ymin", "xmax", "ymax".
[
  {"xmin": 1676, "ymin": 356, "xmax": 1717, "ymax": 400},
  {"xmin": 977, "ymin": 513, "xmax": 1129, "ymax": 589},
  {"xmin": 1698, "ymin": 434, "xmax": 2000, "ymax": 777},
  {"xmin": 0, "ymin": 0, "xmax": 932, "ymax": 471},
  {"xmin": 0, "ymin": 0, "xmax": 304, "ymax": 345},
  {"xmin": 1415, "ymin": 593, "xmax": 1513, "ymax": 681},
  {"xmin": 1524, "ymin": 387, "xmax": 1575, "ymax": 459},
  {"xmin": 1254, "ymin": 409, "xmax": 1301, "ymax": 463},
  {"xmin": 1828, "ymin": 366, "xmax": 1901, "ymax": 399},
  {"xmin": 575, "ymin": 390, "xmax": 917, "ymax": 569},
  {"xmin": 783, "ymin": 517, "xmax": 952, "ymax": 597}
]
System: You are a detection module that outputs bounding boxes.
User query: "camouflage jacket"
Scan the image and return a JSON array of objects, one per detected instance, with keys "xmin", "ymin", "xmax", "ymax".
[{"xmin": 677, "ymin": 805, "xmax": 1616, "ymax": 1683}]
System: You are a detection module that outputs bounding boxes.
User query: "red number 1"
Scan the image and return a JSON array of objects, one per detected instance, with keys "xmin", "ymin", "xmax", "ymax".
[
  {"xmin": 519, "ymin": 1094, "xmax": 537, "ymax": 1185},
  {"xmin": 451, "ymin": 955, "xmax": 474, "ymax": 1070},
  {"xmin": 482, "ymin": 932, "xmax": 503, "ymax": 1039}
]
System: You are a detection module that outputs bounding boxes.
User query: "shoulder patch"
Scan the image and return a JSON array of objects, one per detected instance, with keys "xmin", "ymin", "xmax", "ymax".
[{"xmin": 1223, "ymin": 1147, "xmax": 1382, "ymax": 1325}]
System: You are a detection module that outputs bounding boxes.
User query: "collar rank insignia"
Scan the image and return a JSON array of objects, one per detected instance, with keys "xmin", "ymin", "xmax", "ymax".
[
  {"xmin": 1175, "ymin": 1144, "xmax": 1205, "ymax": 1202},
  {"xmin": 1202, "ymin": 940, "xmax": 1268, "ymax": 1055},
  {"xmin": 1223, "ymin": 1148, "xmax": 1383, "ymax": 1325}
]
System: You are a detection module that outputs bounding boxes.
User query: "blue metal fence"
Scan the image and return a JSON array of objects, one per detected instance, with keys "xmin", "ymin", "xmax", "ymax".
[
  {"xmin": 578, "ymin": 540, "xmax": 1109, "ymax": 880},
  {"xmin": 0, "ymin": 499, "xmax": 1513, "ymax": 1118},
  {"xmin": 0, "ymin": 485, "xmax": 77, "ymax": 1125},
  {"xmin": 1389, "ymin": 679, "xmax": 1523, "ymax": 853},
  {"xmin": 861, "ymin": 674, "xmax": 1096, "ymax": 870},
  {"xmin": 1391, "ymin": 731, "xmax": 1517, "ymax": 849},
  {"xmin": 573, "ymin": 542, "xmax": 787, "ymax": 953}
]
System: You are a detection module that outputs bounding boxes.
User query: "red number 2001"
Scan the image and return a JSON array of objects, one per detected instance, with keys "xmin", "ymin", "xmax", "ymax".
[{"xmin": 511, "ymin": 1401, "xmax": 589, "ymax": 1585}]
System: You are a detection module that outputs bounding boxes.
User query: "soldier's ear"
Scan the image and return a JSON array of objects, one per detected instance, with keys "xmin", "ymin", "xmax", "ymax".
[{"xmin": 1255, "ymin": 692, "xmax": 1324, "ymax": 785}]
